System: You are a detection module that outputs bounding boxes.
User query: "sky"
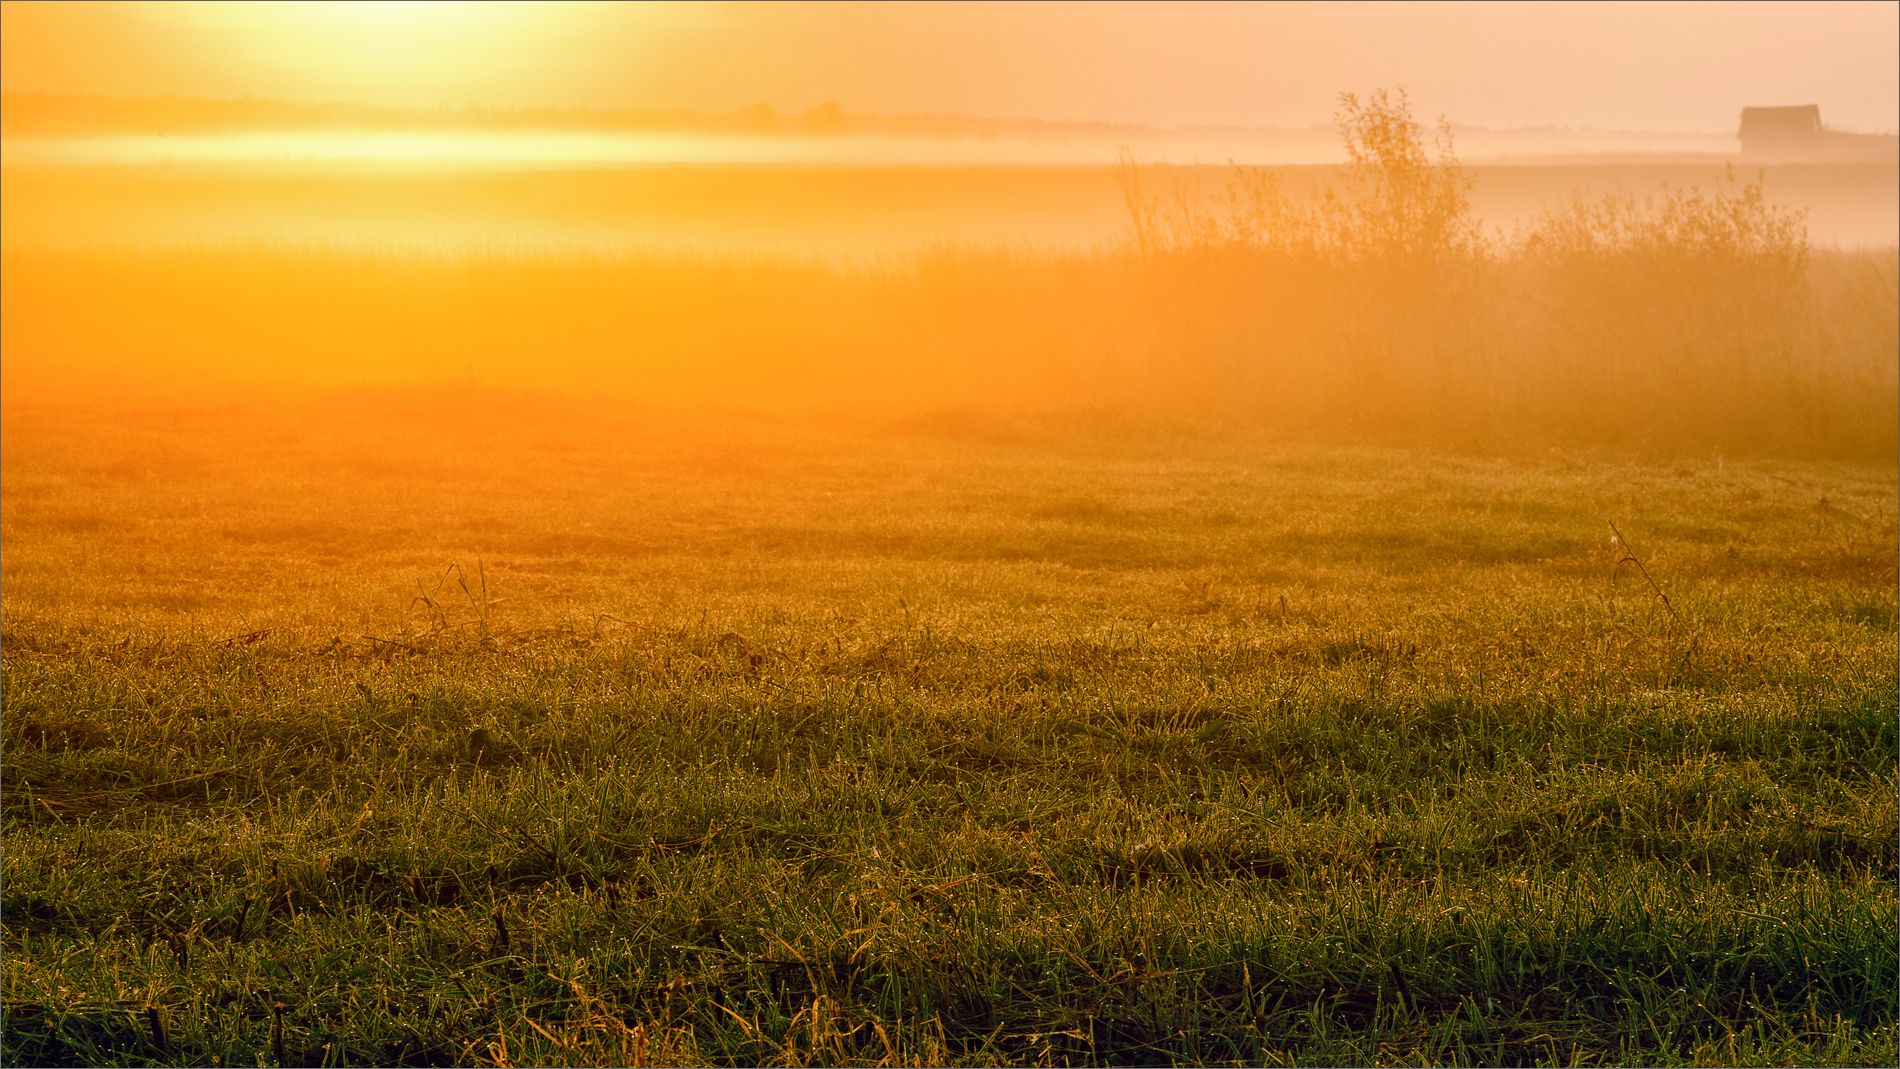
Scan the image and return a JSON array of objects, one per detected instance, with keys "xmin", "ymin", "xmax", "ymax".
[{"xmin": 2, "ymin": 0, "xmax": 1896, "ymax": 133}]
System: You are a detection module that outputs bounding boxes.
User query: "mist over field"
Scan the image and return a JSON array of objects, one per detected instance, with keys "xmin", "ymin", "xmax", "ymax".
[
  {"xmin": 2, "ymin": 4, "xmax": 1895, "ymax": 1067},
  {"xmin": 4, "ymin": 148, "xmax": 1895, "ymax": 456}
]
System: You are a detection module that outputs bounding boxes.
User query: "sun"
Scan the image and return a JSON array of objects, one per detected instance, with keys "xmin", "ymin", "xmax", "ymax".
[
  {"xmin": 179, "ymin": 1, "xmax": 575, "ymax": 106},
  {"xmin": 293, "ymin": 0, "xmax": 523, "ymax": 51},
  {"xmin": 314, "ymin": 1, "xmax": 488, "ymax": 24}
]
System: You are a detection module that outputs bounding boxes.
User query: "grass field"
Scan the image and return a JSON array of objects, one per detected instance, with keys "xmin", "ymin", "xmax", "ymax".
[{"xmin": 2, "ymin": 400, "xmax": 1894, "ymax": 1066}]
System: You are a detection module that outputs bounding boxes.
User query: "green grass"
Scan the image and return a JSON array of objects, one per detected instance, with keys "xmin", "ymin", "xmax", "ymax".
[{"xmin": 3, "ymin": 401, "xmax": 1895, "ymax": 1066}]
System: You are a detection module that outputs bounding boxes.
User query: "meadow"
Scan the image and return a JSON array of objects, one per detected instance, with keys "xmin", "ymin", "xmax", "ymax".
[
  {"xmin": 1, "ymin": 400, "xmax": 1895, "ymax": 1066},
  {"xmin": 2, "ymin": 98, "xmax": 1898, "ymax": 1066}
]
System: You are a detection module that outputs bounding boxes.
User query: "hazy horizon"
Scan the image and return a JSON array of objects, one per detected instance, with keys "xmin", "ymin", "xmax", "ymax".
[
  {"xmin": 0, "ymin": 88, "xmax": 1867, "ymax": 139},
  {"xmin": 3, "ymin": 1, "xmax": 1896, "ymax": 135}
]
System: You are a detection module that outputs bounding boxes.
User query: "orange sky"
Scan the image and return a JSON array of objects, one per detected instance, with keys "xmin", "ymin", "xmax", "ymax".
[{"xmin": 2, "ymin": 1, "xmax": 1896, "ymax": 133}]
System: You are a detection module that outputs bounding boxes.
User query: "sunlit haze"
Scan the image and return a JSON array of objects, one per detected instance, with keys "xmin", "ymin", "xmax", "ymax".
[
  {"xmin": 1, "ymin": 8, "xmax": 1896, "ymax": 1064},
  {"xmin": 3, "ymin": 1, "xmax": 1897, "ymax": 131}
]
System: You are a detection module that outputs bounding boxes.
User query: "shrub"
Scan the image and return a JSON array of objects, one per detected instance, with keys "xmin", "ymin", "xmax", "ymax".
[{"xmin": 1113, "ymin": 86, "xmax": 1891, "ymax": 454}]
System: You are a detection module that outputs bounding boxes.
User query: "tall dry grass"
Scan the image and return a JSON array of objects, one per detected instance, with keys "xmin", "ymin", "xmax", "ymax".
[{"xmin": 1115, "ymin": 88, "xmax": 1897, "ymax": 454}]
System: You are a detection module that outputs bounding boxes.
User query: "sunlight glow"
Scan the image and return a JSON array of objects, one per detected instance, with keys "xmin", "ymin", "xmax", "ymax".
[
  {"xmin": 171, "ymin": 0, "xmax": 603, "ymax": 108},
  {"xmin": 0, "ymin": 8, "xmax": 1894, "ymax": 1063}
]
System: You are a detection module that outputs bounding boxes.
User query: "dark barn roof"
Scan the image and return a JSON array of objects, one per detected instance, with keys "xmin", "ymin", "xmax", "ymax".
[
  {"xmin": 1734, "ymin": 104, "xmax": 1893, "ymax": 161},
  {"xmin": 1739, "ymin": 105, "xmax": 1823, "ymax": 138}
]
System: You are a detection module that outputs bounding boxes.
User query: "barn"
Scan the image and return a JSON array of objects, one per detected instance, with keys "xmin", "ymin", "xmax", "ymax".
[
  {"xmin": 1739, "ymin": 104, "xmax": 1897, "ymax": 161},
  {"xmin": 1738, "ymin": 105, "xmax": 1823, "ymax": 157}
]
